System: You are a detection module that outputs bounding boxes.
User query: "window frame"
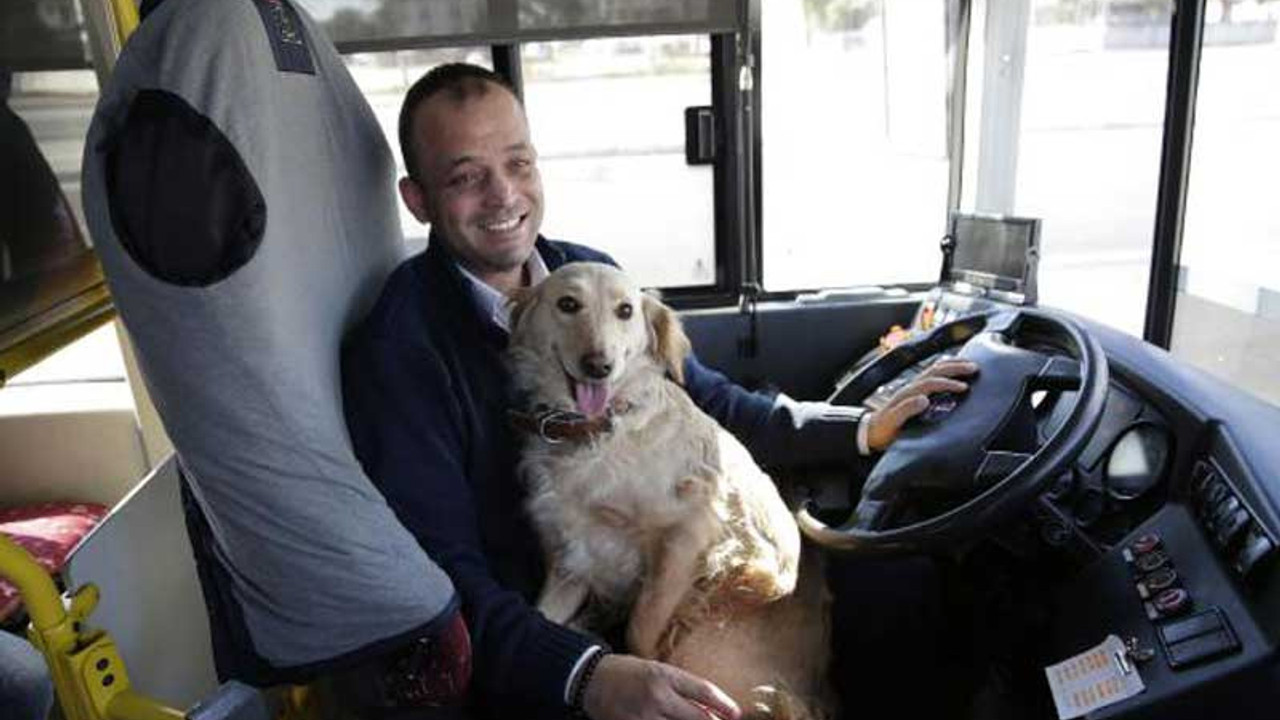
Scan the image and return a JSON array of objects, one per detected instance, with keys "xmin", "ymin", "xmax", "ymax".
[{"xmin": 73, "ymin": 0, "xmax": 1221, "ymax": 331}]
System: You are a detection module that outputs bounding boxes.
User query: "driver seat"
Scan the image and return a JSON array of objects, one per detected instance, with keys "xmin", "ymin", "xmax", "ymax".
[{"xmin": 80, "ymin": 0, "xmax": 464, "ymax": 700}]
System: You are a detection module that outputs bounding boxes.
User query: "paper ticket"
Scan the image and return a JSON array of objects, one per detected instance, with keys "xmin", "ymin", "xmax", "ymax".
[{"xmin": 1044, "ymin": 634, "xmax": 1145, "ymax": 719}]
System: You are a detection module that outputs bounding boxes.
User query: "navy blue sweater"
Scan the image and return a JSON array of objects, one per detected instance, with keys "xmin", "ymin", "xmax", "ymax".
[{"xmin": 342, "ymin": 236, "xmax": 863, "ymax": 718}]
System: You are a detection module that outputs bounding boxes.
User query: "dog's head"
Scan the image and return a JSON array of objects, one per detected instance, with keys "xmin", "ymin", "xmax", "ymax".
[{"xmin": 509, "ymin": 262, "xmax": 691, "ymax": 418}]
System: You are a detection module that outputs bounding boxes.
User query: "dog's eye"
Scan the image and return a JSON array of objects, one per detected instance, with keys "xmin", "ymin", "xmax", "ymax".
[
  {"xmin": 556, "ymin": 296, "xmax": 582, "ymax": 314},
  {"xmin": 616, "ymin": 302, "xmax": 633, "ymax": 320}
]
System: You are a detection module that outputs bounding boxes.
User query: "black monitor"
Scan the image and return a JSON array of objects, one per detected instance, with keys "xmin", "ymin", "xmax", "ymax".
[{"xmin": 943, "ymin": 212, "xmax": 1041, "ymax": 304}]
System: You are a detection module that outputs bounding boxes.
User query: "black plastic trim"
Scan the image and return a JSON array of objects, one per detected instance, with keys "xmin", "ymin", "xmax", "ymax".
[
  {"xmin": 491, "ymin": 44, "xmax": 523, "ymax": 101},
  {"xmin": 1144, "ymin": 0, "xmax": 1207, "ymax": 348}
]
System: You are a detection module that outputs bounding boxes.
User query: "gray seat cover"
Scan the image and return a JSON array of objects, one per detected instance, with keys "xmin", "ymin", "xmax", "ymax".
[{"xmin": 81, "ymin": 0, "xmax": 454, "ymax": 667}]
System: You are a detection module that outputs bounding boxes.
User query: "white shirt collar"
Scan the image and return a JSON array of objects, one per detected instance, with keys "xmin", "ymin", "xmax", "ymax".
[{"xmin": 455, "ymin": 250, "xmax": 550, "ymax": 332}]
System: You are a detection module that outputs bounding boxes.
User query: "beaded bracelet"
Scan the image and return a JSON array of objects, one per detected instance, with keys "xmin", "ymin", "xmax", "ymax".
[{"xmin": 571, "ymin": 649, "xmax": 608, "ymax": 718}]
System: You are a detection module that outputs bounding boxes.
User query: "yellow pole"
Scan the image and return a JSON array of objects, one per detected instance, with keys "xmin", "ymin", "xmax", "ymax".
[
  {"xmin": 111, "ymin": 0, "xmax": 140, "ymax": 44},
  {"xmin": 0, "ymin": 534, "xmax": 66, "ymax": 631},
  {"xmin": 108, "ymin": 691, "xmax": 188, "ymax": 720},
  {"xmin": 0, "ymin": 534, "xmax": 88, "ymax": 718}
]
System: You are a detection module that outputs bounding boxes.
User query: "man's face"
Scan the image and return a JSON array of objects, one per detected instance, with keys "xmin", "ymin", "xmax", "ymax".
[{"xmin": 401, "ymin": 85, "xmax": 544, "ymax": 287}]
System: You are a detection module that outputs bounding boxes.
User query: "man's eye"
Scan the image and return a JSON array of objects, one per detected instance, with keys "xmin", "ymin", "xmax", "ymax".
[
  {"xmin": 448, "ymin": 171, "xmax": 480, "ymax": 188},
  {"xmin": 616, "ymin": 303, "xmax": 633, "ymax": 320},
  {"xmin": 557, "ymin": 296, "xmax": 582, "ymax": 314}
]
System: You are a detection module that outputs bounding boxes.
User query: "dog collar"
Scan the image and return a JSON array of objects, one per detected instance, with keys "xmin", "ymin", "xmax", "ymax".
[{"xmin": 508, "ymin": 404, "xmax": 629, "ymax": 444}]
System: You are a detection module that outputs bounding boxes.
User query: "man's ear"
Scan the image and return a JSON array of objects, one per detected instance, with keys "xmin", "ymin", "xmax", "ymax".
[
  {"xmin": 507, "ymin": 286, "xmax": 538, "ymax": 336},
  {"xmin": 643, "ymin": 293, "xmax": 691, "ymax": 385},
  {"xmin": 398, "ymin": 176, "xmax": 432, "ymax": 224}
]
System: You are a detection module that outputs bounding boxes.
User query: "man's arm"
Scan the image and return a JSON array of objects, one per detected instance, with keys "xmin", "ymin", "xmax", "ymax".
[
  {"xmin": 682, "ymin": 353, "xmax": 977, "ymax": 468},
  {"xmin": 680, "ymin": 354, "xmax": 867, "ymax": 469},
  {"xmin": 342, "ymin": 331, "xmax": 593, "ymax": 714}
]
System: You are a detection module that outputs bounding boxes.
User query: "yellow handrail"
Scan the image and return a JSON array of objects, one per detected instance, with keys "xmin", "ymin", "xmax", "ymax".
[
  {"xmin": 0, "ymin": 532, "xmax": 65, "ymax": 631},
  {"xmin": 0, "ymin": 534, "xmax": 186, "ymax": 720}
]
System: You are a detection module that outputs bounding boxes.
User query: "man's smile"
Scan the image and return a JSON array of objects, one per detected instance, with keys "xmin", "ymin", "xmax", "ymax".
[{"xmin": 478, "ymin": 212, "xmax": 527, "ymax": 234}]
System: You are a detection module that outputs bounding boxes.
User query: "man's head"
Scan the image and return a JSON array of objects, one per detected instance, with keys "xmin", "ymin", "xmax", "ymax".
[{"xmin": 397, "ymin": 63, "xmax": 544, "ymax": 291}]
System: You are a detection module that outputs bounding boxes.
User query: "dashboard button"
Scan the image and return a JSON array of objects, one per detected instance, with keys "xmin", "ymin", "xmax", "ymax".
[
  {"xmin": 1165, "ymin": 629, "xmax": 1240, "ymax": 669},
  {"xmin": 1189, "ymin": 462, "xmax": 1214, "ymax": 494},
  {"xmin": 1215, "ymin": 508, "xmax": 1252, "ymax": 549},
  {"xmin": 1209, "ymin": 495, "xmax": 1241, "ymax": 532},
  {"xmin": 1159, "ymin": 608, "xmax": 1228, "ymax": 646},
  {"xmin": 1131, "ymin": 533, "xmax": 1162, "ymax": 555},
  {"xmin": 1153, "ymin": 587, "xmax": 1191, "ymax": 617},
  {"xmin": 1234, "ymin": 526, "xmax": 1276, "ymax": 577},
  {"xmin": 1201, "ymin": 481, "xmax": 1230, "ymax": 515},
  {"xmin": 1134, "ymin": 549, "xmax": 1170, "ymax": 573},
  {"xmin": 1141, "ymin": 567, "xmax": 1178, "ymax": 593}
]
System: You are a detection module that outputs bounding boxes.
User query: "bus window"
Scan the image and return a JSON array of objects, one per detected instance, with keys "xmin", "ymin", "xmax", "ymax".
[
  {"xmin": 762, "ymin": 0, "xmax": 953, "ymax": 291},
  {"xmin": 961, "ymin": 0, "xmax": 1172, "ymax": 337},
  {"xmin": 1174, "ymin": 4, "xmax": 1280, "ymax": 406},
  {"xmin": 524, "ymin": 36, "xmax": 715, "ymax": 288},
  {"xmin": 0, "ymin": 66, "xmax": 115, "ymax": 386}
]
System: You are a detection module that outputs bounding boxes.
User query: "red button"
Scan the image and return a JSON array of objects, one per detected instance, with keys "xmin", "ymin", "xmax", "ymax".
[
  {"xmin": 1132, "ymin": 533, "xmax": 1162, "ymax": 555},
  {"xmin": 1154, "ymin": 587, "xmax": 1190, "ymax": 616}
]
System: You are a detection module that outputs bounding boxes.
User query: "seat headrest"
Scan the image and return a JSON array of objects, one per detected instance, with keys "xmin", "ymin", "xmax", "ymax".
[{"xmin": 82, "ymin": 0, "xmax": 454, "ymax": 668}]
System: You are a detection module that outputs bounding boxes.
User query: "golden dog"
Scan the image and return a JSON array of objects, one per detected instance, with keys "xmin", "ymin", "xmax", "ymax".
[{"xmin": 508, "ymin": 262, "xmax": 832, "ymax": 720}]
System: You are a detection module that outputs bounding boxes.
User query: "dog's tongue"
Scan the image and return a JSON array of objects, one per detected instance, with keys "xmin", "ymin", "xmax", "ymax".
[{"xmin": 574, "ymin": 381, "xmax": 610, "ymax": 418}]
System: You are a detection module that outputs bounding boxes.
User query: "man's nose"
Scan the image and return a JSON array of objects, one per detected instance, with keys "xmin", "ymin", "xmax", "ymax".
[
  {"xmin": 484, "ymin": 171, "xmax": 517, "ymax": 206},
  {"xmin": 580, "ymin": 352, "xmax": 612, "ymax": 380}
]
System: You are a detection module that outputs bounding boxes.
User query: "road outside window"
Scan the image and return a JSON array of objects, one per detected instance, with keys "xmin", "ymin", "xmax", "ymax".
[
  {"xmin": 522, "ymin": 36, "xmax": 716, "ymax": 289},
  {"xmin": 762, "ymin": 0, "xmax": 952, "ymax": 291},
  {"xmin": 962, "ymin": 0, "xmax": 1171, "ymax": 338},
  {"xmin": 1174, "ymin": 2, "xmax": 1280, "ymax": 407}
]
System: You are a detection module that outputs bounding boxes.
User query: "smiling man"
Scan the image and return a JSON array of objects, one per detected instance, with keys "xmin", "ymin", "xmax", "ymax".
[
  {"xmin": 342, "ymin": 63, "xmax": 975, "ymax": 720},
  {"xmin": 396, "ymin": 73, "xmax": 543, "ymax": 295}
]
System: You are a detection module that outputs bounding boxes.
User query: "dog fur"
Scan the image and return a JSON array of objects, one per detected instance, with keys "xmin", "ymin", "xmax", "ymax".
[{"xmin": 508, "ymin": 262, "xmax": 833, "ymax": 720}]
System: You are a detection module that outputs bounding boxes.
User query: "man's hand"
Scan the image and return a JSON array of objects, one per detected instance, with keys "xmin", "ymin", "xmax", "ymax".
[
  {"xmin": 583, "ymin": 654, "xmax": 741, "ymax": 720},
  {"xmin": 865, "ymin": 358, "xmax": 979, "ymax": 452}
]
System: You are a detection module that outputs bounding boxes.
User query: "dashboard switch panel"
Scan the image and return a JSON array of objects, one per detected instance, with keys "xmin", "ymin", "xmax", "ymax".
[{"xmin": 1189, "ymin": 458, "xmax": 1277, "ymax": 583}]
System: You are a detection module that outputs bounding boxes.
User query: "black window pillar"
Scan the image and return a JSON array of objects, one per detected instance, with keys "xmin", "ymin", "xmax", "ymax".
[{"xmin": 1145, "ymin": 0, "xmax": 1206, "ymax": 348}]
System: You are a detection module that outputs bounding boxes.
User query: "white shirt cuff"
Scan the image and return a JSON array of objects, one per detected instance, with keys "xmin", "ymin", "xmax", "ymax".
[
  {"xmin": 564, "ymin": 645, "xmax": 605, "ymax": 704},
  {"xmin": 856, "ymin": 413, "xmax": 872, "ymax": 456}
]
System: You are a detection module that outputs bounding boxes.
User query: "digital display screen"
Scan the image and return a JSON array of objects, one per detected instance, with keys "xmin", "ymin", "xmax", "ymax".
[{"xmin": 950, "ymin": 215, "xmax": 1034, "ymax": 283}]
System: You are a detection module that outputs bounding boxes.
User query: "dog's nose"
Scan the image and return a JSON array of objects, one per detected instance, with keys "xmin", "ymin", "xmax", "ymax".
[{"xmin": 580, "ymin": 353, "xmax": 612, "ymax": 380}]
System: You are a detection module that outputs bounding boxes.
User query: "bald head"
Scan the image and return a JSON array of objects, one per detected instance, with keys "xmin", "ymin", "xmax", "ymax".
[{"xmin": 398, "ymin": 63, "xmax": 522, "ymax": 184}]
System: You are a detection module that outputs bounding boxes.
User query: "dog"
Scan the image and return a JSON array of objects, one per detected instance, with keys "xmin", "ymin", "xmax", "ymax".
[{"xmin": 508, "ymin": 262, "xmax": 833, "ymax": 720}]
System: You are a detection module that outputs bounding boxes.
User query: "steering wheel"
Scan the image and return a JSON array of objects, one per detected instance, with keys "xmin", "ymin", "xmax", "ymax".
[{"xmin": 799, "ymin": 308, "xmax": 1108, "ymax": 554}]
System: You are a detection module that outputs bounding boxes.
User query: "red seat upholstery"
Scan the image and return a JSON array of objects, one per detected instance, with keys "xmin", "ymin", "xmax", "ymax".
[{"xmin": 0, "ymin": 502, "xmax": 108, "ymax": 622}]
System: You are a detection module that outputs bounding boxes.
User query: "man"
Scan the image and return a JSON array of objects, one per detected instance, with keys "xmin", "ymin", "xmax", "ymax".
[
  {"xmin": 342, "ymin": 63, "xmax": 974, "ymax": 720},
  {"xmin": 0, "ymin": 631, "xmax": 54, "ymax": 720}
]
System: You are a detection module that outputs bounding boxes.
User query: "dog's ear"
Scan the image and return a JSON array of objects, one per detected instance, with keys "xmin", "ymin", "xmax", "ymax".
[
  {"xmin": 507, "ymin": 286, "xmax": 538, "ymax": 335},
  {"xmin": 643, "ymin": 292, "xmax": 691, "ymax": 385}
]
